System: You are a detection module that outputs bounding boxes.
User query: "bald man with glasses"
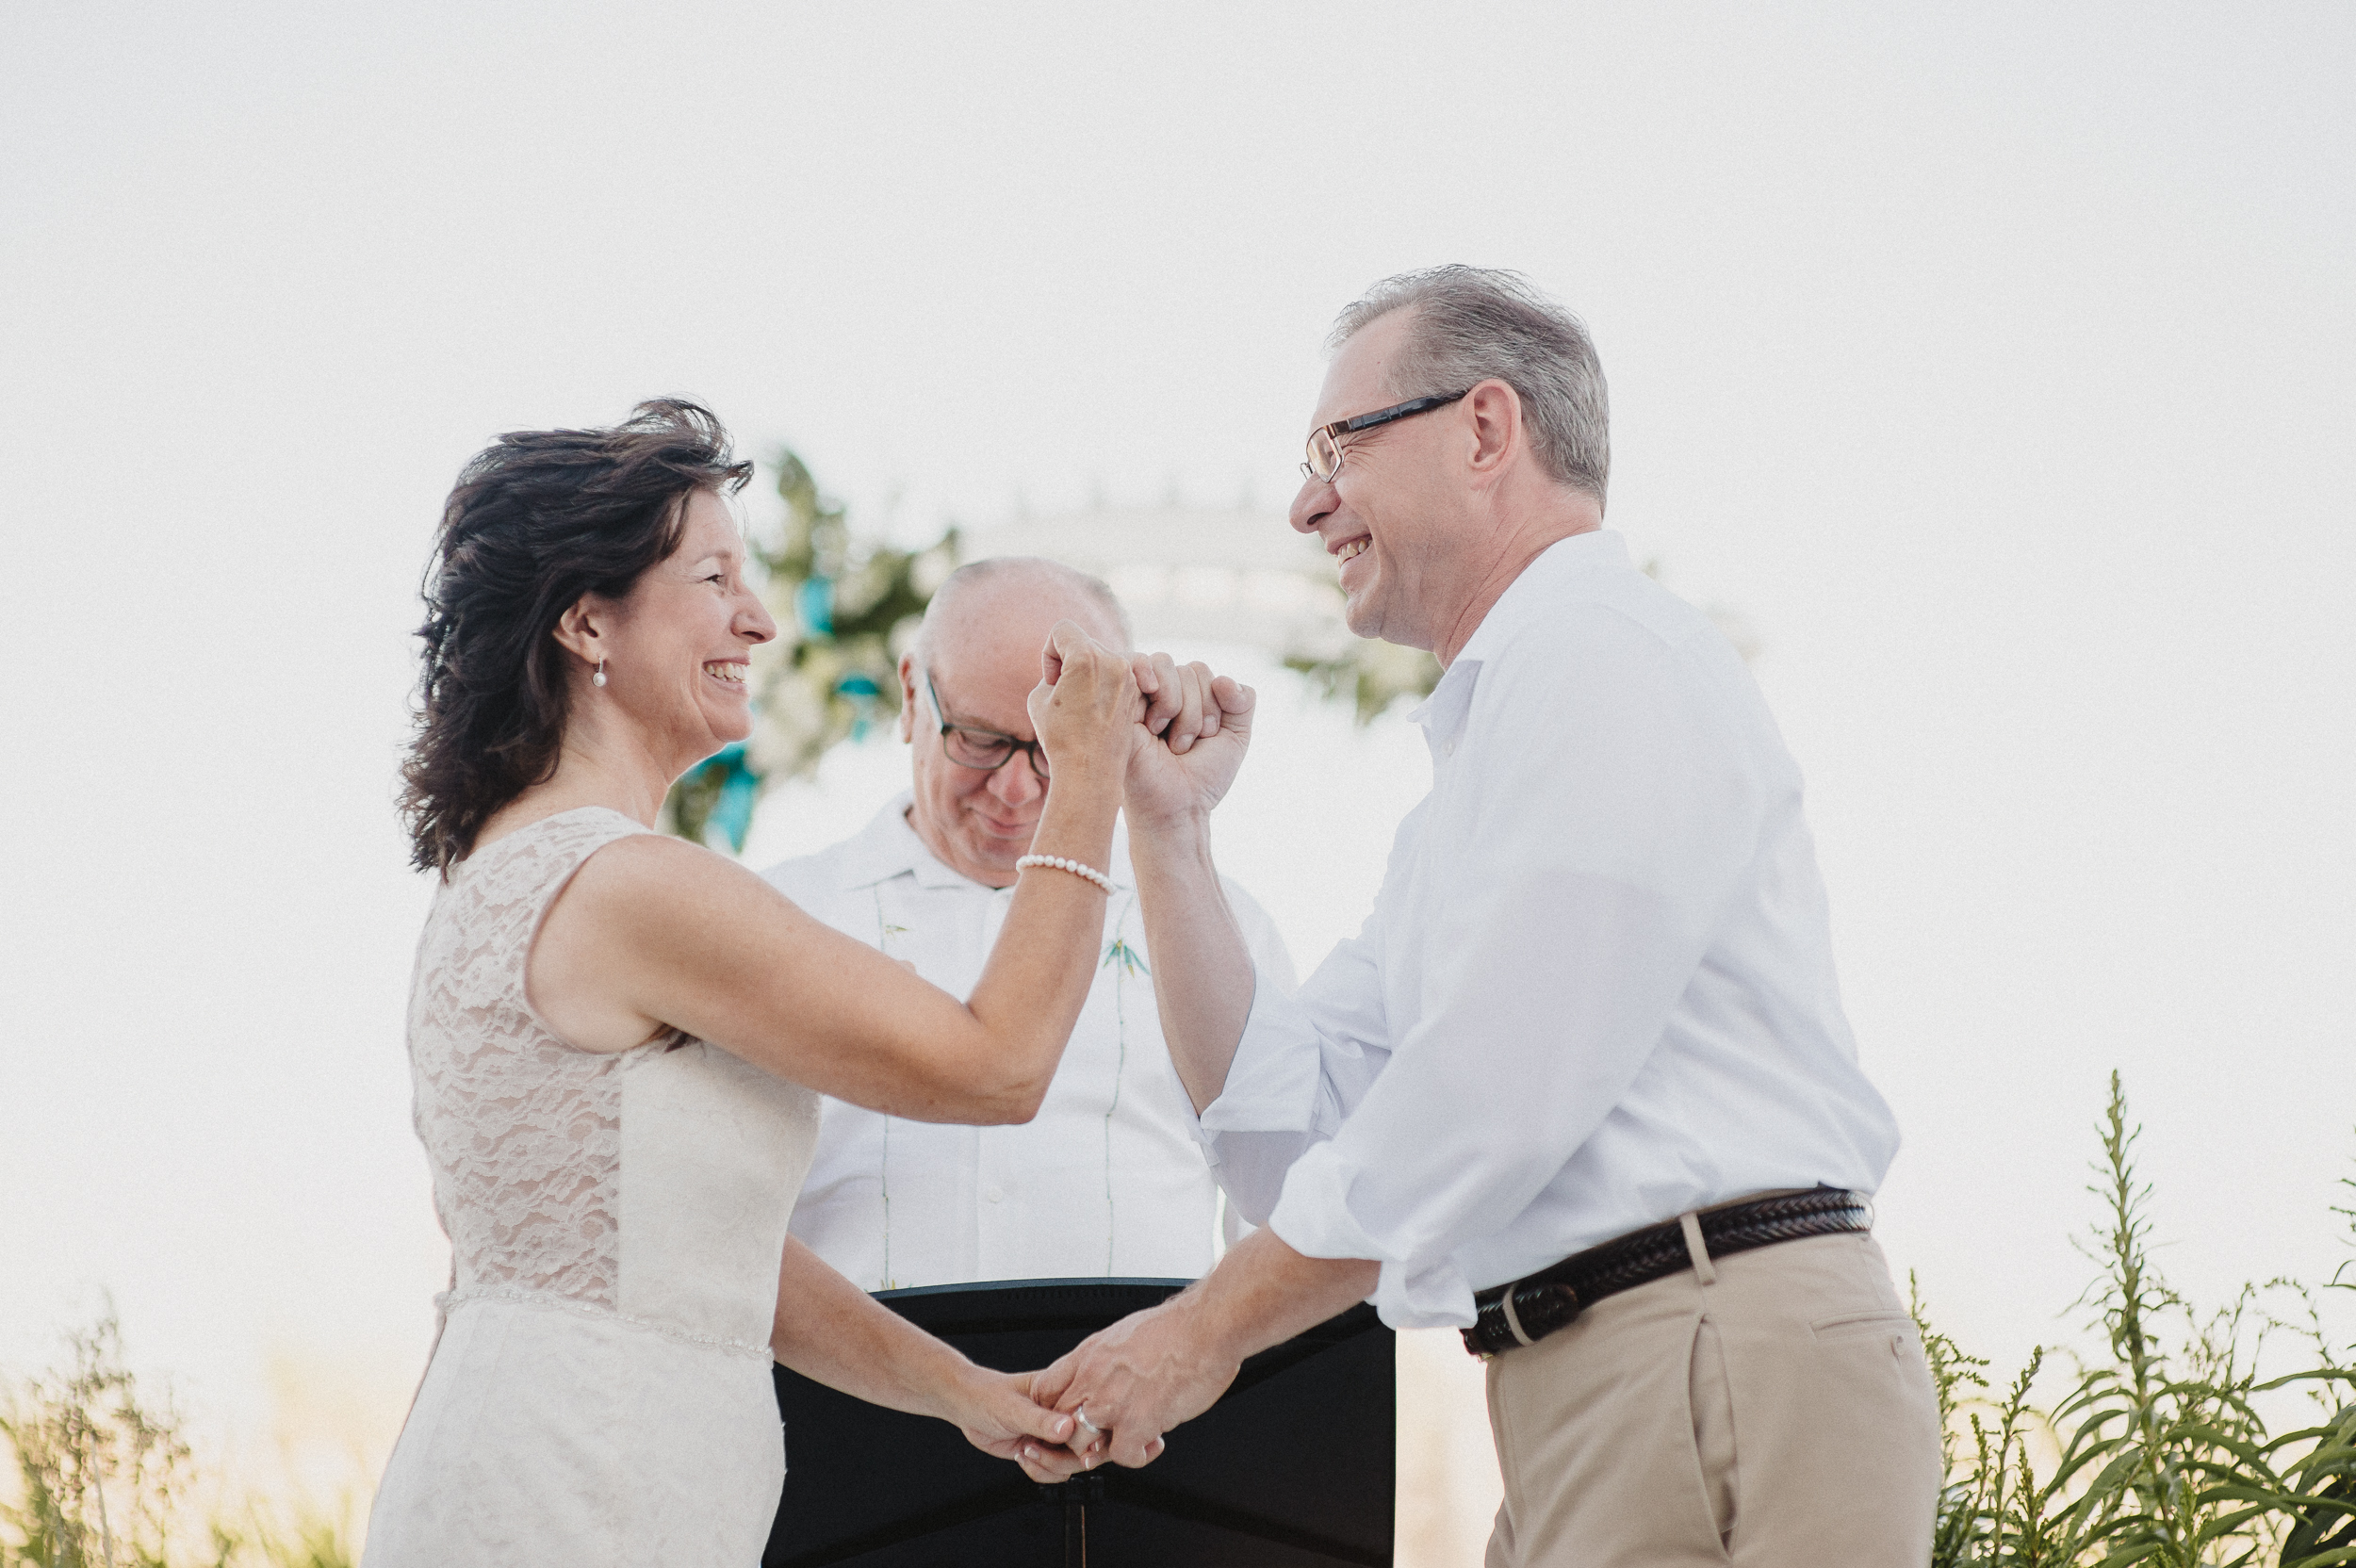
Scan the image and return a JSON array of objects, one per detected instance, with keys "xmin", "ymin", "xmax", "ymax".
[{"xmin": 762, "ymin": 557, "xmax": 1295, "ymax": 1292}]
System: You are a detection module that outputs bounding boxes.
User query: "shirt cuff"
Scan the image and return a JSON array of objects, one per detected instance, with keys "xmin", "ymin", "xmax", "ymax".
[
  {"xmin": 1368, "ymin": 1259, "xmax": 1478, "ymax": 1330},
  {"xmin": 1266, "ymin": 1140, "xmax": 1479, "ymax": 1330},
  {"xmin": 1195, "ymin": 964, "xmax": 1325, "ymax": 1136}
]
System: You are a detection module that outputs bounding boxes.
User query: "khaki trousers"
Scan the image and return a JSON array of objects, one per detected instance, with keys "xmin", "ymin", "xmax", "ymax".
[{"xmin": 1482, "ymin": 1231, "xmax": 1939, "ymax": 1567}]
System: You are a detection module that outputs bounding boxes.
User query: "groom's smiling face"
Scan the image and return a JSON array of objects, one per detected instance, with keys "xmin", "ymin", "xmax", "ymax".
[{"xmin": 1288, "ymin": 307, "xmax": 1466, "ymax": 652}]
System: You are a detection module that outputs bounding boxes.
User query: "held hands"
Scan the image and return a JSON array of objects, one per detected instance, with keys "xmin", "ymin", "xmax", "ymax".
[
  {"xmin": 1034, "ymin": 628, "xmax": 1253, "ymax": 825},
  {"xmin": 1029, "ymin": 620, "xmax": 1147, "ymax": 783},
  {"xmin": 947, "ymin": 1366, "xmax": 1091, "ymax": 1484},
  {"xmin": 1125, "ymin": 652, "xmax": 1255, "ymax": 831},
  {"xmin": 1023, "ymin": 1294, "xmax": 1240, "ymax": 1473},
  {"xmin": 955, "ymin": 1298, "xmax": 1235, "ymax": 1480}
]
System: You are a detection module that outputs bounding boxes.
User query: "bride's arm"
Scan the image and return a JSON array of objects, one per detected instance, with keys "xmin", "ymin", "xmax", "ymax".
[
  {"xmin": 532, "ymin": 624, "xmax": 1138, "ymax": 1123},
  {"xmin": 769, "ymin": 1237, "xmax": 1082, "ymax": 1481}
]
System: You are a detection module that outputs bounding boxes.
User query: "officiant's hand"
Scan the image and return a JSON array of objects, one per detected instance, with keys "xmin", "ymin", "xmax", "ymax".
[
  {"xmin": 1124, "ymin": 652, "xmax": 1254, "ymax": 832},
  {"xmin": 1028, "ymin": 1293, "xmax": 1237, "ymax": 1470}
]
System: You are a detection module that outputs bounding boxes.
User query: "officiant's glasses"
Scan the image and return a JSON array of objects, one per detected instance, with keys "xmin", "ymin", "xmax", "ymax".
[
  {"xmin": 1301, "ymin": 388, "xmax": 1471, "ymax": 483},
  {"xmin": 923, "ymin": 670, "xmax": 1051, "ymax": 780}
]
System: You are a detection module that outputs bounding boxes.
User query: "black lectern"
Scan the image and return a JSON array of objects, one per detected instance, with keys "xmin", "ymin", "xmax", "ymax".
[{"xmin": 765, "ymin": 1278, "xmax": 1394, "ymax": 1567}]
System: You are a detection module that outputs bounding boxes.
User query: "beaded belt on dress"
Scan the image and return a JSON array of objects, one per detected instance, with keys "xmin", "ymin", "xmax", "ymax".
[{"xmin": 436, "ymin": 1283, "xmax": 773, "ymax": 1361}]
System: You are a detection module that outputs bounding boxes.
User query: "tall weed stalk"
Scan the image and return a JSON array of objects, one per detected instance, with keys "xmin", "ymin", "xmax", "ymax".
[
  {"xmin": 0, "ymin": 1315, "xmax": 350, "ymax": 1568},
  {"xmin": 0, "ymin": 1311, "xmax": 198, "ymax": 1568},
  {"xmin": 1922, "ymin": 1073, "xmax": 2356, "ymax": 1567},
  {"xmin": 2040, "ymin": 1075, "xmax": 2280, "ymax": 1565}
]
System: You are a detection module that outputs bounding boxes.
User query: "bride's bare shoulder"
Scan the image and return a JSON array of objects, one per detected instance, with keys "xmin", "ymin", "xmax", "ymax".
[
  {"xmin": 528, "ymin": 829, "xmax": 790, "ymax": 1053},
  {"xmin": 552, "ymin": 827, "xmax": 785, "ymax": 929}
]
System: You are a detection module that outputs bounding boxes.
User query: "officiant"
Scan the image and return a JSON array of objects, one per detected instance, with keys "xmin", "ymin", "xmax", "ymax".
[{"xmin": 763, "ymin": 558, "xmax": 1296, "ymax": 1289}]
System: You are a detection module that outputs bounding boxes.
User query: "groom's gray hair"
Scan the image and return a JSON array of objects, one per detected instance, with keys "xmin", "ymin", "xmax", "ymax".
[{"xmin": 1330, "ymin": 265, "xmax": 1611, "ymax": 509}]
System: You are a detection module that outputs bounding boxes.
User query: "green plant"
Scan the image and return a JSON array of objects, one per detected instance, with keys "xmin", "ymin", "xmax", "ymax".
[
  {"xmin": 0, "ymin": 1310, "xmax": 198, "ymax": 1568},
  {"xmin": 2258, "ymin": 1176, "xmax": 2356, "ymax": 1568},
  {"xmin": 2030, "ymin": 1078, "xmax": 2281, "ymax": 1565},
  {"xmin": 1917, "ymin": 1076, "xmax": 2356, "ymax": 1566},
  {"xmin": 1282, "ymin": 635, "xmax": 1442, "ymax": 724},
  {"xmin": 0, "ymin": 1315, "xmax": 354, "ymax": 1568},
  {"xmin": 224, "ymin": 1512, "xmax": 352, "ymax": 1568}
]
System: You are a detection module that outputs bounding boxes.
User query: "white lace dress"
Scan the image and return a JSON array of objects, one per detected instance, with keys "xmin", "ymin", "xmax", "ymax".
[{"xmin": 367, "ymin": 808, "xmax": 820, "ymax": 1566}]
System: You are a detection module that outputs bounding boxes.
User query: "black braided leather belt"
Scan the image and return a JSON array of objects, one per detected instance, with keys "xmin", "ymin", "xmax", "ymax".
[{"xmin": 1463, "ymin": 1187, "xmax": 1873, "ymax": 1359}]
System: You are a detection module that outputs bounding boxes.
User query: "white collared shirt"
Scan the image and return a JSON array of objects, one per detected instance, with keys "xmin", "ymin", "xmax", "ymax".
[
  {"xmin": 1197, "ymin": 531, "xmax": 1902, "ymax": 1330},
  {"xmin": 764, "ymin": 796, "xmax": 1295, "ymax": 1289}
]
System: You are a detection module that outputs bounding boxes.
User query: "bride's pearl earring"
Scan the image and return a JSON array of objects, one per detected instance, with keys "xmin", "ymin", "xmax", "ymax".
[{"xmin": 593, "ymin": 660, "xmax": 607, "ymax": 688}]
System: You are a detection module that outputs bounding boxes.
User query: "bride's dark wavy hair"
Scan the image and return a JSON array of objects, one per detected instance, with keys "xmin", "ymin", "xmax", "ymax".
[{"xmin": 400, "ymin": 399, "xmax": 754, "ymax": 874}]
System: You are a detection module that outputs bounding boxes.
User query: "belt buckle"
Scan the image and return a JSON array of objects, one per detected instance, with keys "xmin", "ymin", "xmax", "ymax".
[
  {"xmin": 1464, "ymin": 1279, "xmax": 1584, "ymax": 1360},
  {"xmin": 1514, "ymin": 1279, "xmax": 1581, "ymax": 1345}
]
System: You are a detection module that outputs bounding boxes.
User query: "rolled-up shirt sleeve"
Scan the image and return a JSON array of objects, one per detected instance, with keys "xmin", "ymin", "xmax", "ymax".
[
  {"xmin": 1192, "ymin": 803, "xmax": 1423, "ymax": 1222},
  {"xmin": 1219, "ymin": 613, "xmax": 1772, "ymax": 1326}
]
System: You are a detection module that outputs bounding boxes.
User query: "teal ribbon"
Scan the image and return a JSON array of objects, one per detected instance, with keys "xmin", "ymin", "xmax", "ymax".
[
  {"xmin": 700, "ymin": 743, "xmax": 761, "ymax": 854},
  {"xmin": 796, "ymin": 577, "xmax": 834, "ymax": 638},
  {"xmin": 839, "ymin": 672, "xmax": 880, "ymax": 740}
]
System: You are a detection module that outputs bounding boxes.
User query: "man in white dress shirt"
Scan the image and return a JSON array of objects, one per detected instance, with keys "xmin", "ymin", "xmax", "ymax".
[
  {"xmin": 763, "ymin": 558, "xmax": 1294, "ymax": 1290},
  {"xmin": 1036, "ymin": 267, "xmax": 1941, "ymax": 1561}
]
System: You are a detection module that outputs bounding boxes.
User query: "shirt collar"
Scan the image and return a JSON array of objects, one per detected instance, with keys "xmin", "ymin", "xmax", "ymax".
[
  {"xmin": 826, "ymin": 792, "xmax": 960, "ymax": 890},
  {"xmin": 828, "ymin": 789, "xmax": 1135, "ymax": 892},
  {"xmin": 1406, "ymin": 529, "xmax": 1629, "ymax": 753},
  {"xmin": 1453, "ymin": 529, "xmax": 1628, "ymax": 668}
]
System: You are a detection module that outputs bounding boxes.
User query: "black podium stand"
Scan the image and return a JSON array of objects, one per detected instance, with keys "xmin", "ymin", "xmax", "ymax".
[{"xmin": 765, "ymin": 1278, "xmax": 1394, "ymax": 1567}]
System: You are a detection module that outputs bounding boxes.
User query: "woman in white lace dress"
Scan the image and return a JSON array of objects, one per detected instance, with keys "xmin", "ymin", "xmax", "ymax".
[{"xmin": 367, "ymin": 401, "xmax": 1145, "ymax": 1564}]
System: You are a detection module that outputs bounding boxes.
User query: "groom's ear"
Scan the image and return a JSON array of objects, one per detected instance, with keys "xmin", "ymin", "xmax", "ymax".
[{"xmin": 896, "ymin": 654, "xmax": 918, "ymax": 743}]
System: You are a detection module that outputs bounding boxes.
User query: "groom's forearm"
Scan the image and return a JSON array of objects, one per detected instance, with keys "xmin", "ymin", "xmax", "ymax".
[
  {"xmin": 1182, "ymin": 1227, "xmax": 1381, "ymax": 1365},
  {"xmin": 1127, "ymin": 808, "xmax": 1255, "ymax": 1113}
]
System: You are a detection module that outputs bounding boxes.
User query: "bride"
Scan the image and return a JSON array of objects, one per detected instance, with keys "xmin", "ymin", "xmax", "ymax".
[{"xmin": 367, "ymin": 400, "xmax": 1126, "ymax": 1564}]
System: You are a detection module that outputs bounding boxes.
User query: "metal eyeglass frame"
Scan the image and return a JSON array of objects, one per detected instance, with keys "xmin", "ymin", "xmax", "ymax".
[
  {"xmin": 923, "ymin": 669, "xmax": 1051, "ymax": 780},
  {"xmin": 1301, "ymin": 388, "xmax": 1471, "ymax": 483}
]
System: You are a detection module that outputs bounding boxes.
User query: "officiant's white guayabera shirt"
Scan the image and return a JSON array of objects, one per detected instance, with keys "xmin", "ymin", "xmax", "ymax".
[
  {"xmin": 1198, "ymin": 531, "xmax": 1903, "ymax": 1331},
  {"xmin": 765, "ymin": 797, "xmax": 1295, "ymax": 1289}
]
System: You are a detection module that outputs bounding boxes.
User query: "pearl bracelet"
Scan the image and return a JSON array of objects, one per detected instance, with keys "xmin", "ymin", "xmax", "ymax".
[{"xmin": 1015, "ymin": 854, "xmax": 1116, "ymax": 895}]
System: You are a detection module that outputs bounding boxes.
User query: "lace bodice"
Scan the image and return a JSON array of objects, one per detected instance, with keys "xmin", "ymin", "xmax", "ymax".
[{"xmin": 406, "ymin": 808, "xmax": 819, "ymax": 1341}]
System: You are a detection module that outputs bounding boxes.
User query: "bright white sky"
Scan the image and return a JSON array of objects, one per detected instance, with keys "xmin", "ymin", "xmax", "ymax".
[{"xmin": 3, "ymin": 0, "xmax": 2352, "ymax": 1468}]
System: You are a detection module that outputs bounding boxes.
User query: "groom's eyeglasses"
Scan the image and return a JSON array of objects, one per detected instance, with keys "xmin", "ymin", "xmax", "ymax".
[
  {"xmin": 1301, "ymin": 388, "xmax": 1471, "ymax": 484},
  {"xmin": 923, "ymin": 670, "xmax": 1051, "ymax": 780}
]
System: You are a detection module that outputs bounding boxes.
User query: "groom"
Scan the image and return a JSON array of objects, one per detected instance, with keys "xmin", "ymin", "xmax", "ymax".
[{"xmin": 1033, "ymin": 266, "xmax": 1942, "ymax": 1564}]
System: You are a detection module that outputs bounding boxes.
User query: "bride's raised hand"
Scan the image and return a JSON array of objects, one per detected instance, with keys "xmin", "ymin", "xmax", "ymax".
[{"xmin": 1029, "ymin": 619, "xmax": 1145, "ymax": 782}]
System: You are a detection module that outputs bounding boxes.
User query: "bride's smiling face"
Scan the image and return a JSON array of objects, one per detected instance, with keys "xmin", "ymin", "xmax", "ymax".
[{"xmin": 572, "ymin": 488, "xmax": 777, "ymax": 763}]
